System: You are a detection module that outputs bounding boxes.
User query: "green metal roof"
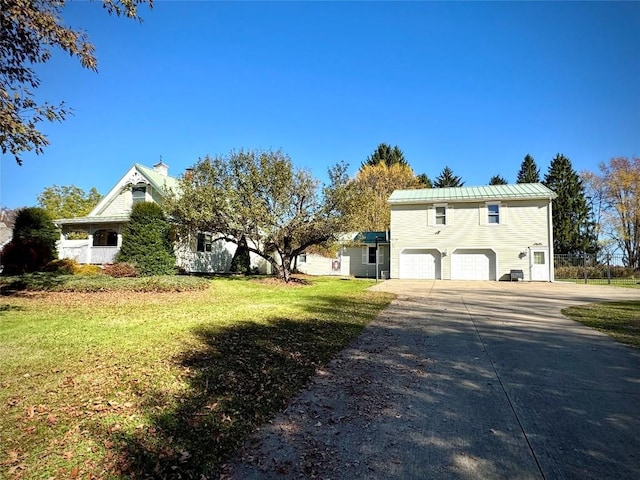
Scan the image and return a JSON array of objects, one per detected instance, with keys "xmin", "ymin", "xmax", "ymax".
[
  {"xmin": 388, "ymin": 183, "xmax": 556, "ymax": 204},
  {"xmin": 135, "ymin": 163, "xmax": 180, "ymax": 194},
  {"xmin": 353, "ymin": 231, "xmax": 389, "ymax": 243}
]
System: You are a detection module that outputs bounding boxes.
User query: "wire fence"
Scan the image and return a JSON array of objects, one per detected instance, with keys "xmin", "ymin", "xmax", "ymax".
[{"xmin": 554, "ymin": 253, "xmax": 640, "ymax": 285}]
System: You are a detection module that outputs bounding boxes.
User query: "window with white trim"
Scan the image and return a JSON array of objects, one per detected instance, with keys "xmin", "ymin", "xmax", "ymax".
[
  {"xmin": 298, "ymin": 253, "xmax": 307, "ymax": 263},
  {"xmin": 362, "ymin": 245, "xmax": 384, "ymax": 265},
  {"xmin": 435, "ymin": 205, "xmax": 447, "ymax": 225},
  {"xmin": 487, "ymin": 203, "xmax": 500, "ymax": 224},
  {"xmin": 132, "ymin": 185, "xmax": 147, "ymax": 204}
]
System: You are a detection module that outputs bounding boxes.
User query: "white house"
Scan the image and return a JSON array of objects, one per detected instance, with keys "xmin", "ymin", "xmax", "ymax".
[
  {"xmin": 54, "ymin": 162, "xmax": 269, "ymax": 273},
  {"xmin": 296, "ymin": 231, "xmax": 391, "ymax": 279},
  {"xmin": 388, "ymin": 184, "xmax": 556, "ymax": 281}
]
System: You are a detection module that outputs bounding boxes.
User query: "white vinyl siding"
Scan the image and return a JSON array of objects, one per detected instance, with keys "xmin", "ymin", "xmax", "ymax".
[{"xmin": 390, "ymin": 200, "xmax": 548, "ymax": 280}]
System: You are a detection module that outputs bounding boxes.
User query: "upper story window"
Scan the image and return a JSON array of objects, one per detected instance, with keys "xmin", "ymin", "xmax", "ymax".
[
  {"xmin": 197, "ymin": 233, "xmax": 213, "ymax": 252},
  {"xmin": 132, "ymin": 185, "xmax": 146, "ymax": 204},
  {"xmin": 487, "ymin": 203, "xmax": 500, "ymax": 224},
  {"xmin": 435, "ymin": 205, "xmax": 447, "ymax": 225}
]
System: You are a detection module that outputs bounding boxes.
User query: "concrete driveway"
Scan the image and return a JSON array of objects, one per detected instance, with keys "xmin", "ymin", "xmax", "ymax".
[{"xmin": 224, "ymin": 281, "xmax": 640, "ymax": 479}]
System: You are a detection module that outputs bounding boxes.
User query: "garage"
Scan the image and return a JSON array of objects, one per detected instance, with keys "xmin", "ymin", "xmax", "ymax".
[
  {"xmin": 399, "ymin": 249, "xmax": 440, "ymax": 279},
  {"xmin": 451, "ymin": 249, "xmax": 496, "ymax": 280}
]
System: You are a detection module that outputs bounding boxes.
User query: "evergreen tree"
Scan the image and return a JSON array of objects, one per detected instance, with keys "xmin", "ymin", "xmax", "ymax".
[
  {"xmin": 116, "ymin": 202, "xmax": 175, "ymax": 276},
  {"xmin": 1, "ymin": 207, "xmax": 58, "ymax": 273},
  {"xmin": 434, "ymin": 166, "xmax": 464, "ymax": 187},
  {"xmin": 543, "ymin": 154, "xmax": 596, "ymax": 254},
  {"xmin": 489, "ymin": 175, "xmax": 508, "ymax": 185},
  {"xmin": 416, "ymin": 173, "xmax": 432, "ymax": 188},
  {"xmin": 517, "ymin": 154, "xmax": 540, "ymax": 183},
  {"xmin": 362, "ymin": 143, "xmax": 407, "ymax": 168}
]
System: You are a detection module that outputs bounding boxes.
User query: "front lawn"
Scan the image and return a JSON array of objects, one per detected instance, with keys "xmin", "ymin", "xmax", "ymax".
[
  {"xmin": 0, "ymin": 276, "xmax": 393, "ymax": 479},
  {"xmin": 562, "ymin": 300, "xmax": 640, "ymax": 348}
]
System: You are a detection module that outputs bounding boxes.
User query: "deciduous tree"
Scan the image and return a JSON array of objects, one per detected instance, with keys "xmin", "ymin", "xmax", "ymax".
[
  {"xmin": 166, "ymin": 149, "xmax": 349, "ymax": 282},
  {"xmin": 586, "ymin": 157, "xmax": 640, "ymax": 269},
  {"xmin": 1, "ymin": 0, "xmax": 152, "ymax": 165},
  {"xmin": 37, "ymin": 185, "xmax": 101, "ymax": 219},
  {"xmin": 516, "ymin": 154, "xmax": 540, "ymax": 183},
  {"xmin": 345, "ymin": 162, "xmax": 421, "ymax": 231},
  {"xmin": 434, "ymin": 166, "xmax": 464, "ymax": 187},
  {"xmin": 543, "ymin": 153, "xmax": 595, "ymax": 254}
]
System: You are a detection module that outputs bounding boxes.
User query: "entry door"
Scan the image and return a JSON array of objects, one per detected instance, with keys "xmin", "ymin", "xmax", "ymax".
[{"xmin": 530, "ymin": 248, "xmax": 549, "ymax": 281}]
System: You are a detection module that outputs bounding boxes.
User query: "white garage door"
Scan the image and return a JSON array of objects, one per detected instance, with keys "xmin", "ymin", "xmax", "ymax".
[
  {"xmin": 451, "ymin": 252, "xmax": 491, "ymax": 280},
  {"xmin": 400, "ymin": 249, "xmax": 437, "ymax": 279}
]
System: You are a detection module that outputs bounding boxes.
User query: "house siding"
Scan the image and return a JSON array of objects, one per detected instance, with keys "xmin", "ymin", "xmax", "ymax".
[
  {"xmin": 101, "ymin": 190, "xmax": 128, "ymax": 217},
  {"xmin": 296, "ymin": 254, "xmax": 342, "ymax": 276},
  {"xmin": 390, "ymin": 200, "xmax": 551, "ymax": 281}
]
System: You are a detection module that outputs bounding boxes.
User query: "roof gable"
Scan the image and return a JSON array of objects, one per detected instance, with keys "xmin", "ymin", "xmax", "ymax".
[
  {"xmin": 89, "ymin": 164, "xmax": 179, "ymax": 217},
  {"xmin": 388, "ymin": 183, "xmax": 556, "ymax": 204}
]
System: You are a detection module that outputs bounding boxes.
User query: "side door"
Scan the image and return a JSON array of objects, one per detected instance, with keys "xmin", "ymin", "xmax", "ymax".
[{"xmin": 530, "ymin": 247, "xmax": 550, "ymax": 281}]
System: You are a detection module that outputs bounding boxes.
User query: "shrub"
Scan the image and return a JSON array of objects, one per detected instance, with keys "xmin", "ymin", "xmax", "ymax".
[
  {"xmin": 74, "ymin": 264, "xmax": 102, "ymax": 276},
  {"xmin": 104, "ymin": 262, "xmax": 138, "ymax": 278},
  {"xmin": 43, "ymin": 258, "xmax": 78, "ymax": 275},
  {"xmin": 2, "ymin": 207, "xmax": 57, "ymax": 274},
  {"xmin": 115, "ymin": 202, "xmax": 175, "ymax": 276}
]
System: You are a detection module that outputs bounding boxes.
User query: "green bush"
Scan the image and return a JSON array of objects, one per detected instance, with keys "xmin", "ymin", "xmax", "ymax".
[
  {"xmin": 43, "ymin": 258, "xmax": 78, "ymax": 275},
  {"xmin": 104, "ymin": 262, "xmax": 138, "ymax": 278},
  {"xmin": 74, "ymin": 264, "xmax": 102, "ymax": 276},
  {"xmin": 1, "ymin": 208, "xmax": 58, "ymax": 274},
  {"xmin": 115, "ymin": 202, "xmax": 175, "ymax": 276}
]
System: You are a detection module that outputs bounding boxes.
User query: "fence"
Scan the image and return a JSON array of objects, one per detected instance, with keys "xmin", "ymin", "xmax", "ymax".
[{"xmin": 554, "ymin": 253, "xmax": 639, "ymax": 285}]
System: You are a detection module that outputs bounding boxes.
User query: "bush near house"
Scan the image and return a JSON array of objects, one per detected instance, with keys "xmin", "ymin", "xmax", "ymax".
[
  {"xmin": 115, "ymin": 202, "xmax": 175, "ymax": 276},
  {"xmin": 1, "ymin": 207, "xmax": 58, "ymax": 274}
]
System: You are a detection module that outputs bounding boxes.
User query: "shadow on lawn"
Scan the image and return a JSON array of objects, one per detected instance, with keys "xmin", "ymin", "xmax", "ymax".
[{"xmin": 113, "ymin": 310, "xmax": 367, "ymax": 479}]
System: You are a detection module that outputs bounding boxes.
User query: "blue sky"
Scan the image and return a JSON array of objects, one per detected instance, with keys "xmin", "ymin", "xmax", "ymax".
[{"xmin": 1, "ymin": 1, "xmax": 639, "ymax": 209}]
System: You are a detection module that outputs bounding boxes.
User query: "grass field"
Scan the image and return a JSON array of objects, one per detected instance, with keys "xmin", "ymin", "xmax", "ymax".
[
  {"xmin": 563, "ymin": 300, "xmax": 640, "ymax": 349},
  {"xmin": 0, "ymin": 276, "xmax": 393, "ymax": 479}
]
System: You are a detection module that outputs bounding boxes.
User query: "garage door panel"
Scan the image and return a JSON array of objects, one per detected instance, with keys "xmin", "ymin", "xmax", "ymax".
[
  {"xmin": 451, "ymin": 251, "xmax": 492, "ymax": 280},
  {"xmin": 400, "ymin": 249, "xmax": 438, "ymax": 279}
]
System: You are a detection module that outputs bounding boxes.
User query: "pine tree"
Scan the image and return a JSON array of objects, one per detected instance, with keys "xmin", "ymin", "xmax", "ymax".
[
  {"xmin": 489, "ymin": 175, "xmax": 508, "ymax": 185},
  {"xmin": 434, "ymin": 166, "xmax": 464, "ymax": 188},
  {"xmin": 543, "ymin": 154, "xmax": 596, "ymax": 254},
  {"xmin": 116, "ymin": 202, "xmax": 175, "ymax": 276},
  {"xmin": 362, "ymin": 143, "xmax": 407, "ymax": 168},
  {"xmin": 517, "ymin": 154, "xmax": 540, "ymax": 183}
]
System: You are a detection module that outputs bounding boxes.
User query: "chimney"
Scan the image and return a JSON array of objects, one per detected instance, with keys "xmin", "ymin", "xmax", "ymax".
[{"xmin": 153, "ymin": 160, "xmax": 169, "ymax": 176}]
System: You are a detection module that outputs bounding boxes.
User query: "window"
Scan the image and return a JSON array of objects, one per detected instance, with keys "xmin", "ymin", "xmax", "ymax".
[
  {"xmin": 132, "ymin": 185, "xmax": 146, "ymax": 204},
  {"xmin": 298, "ymin": 253, "xmax": 307, "ymax": 263},
  {"xmin": 368, "ymin": 246, "xmax": 377, "ymax": 264},
  {"xmin": 197, "ymin": 233, "xmax": 212, "ymax": 252},
  {"xmin": 93, "ymin": 229, "xmax": 118, "ymax": 246},
  {"xmin": 487, "ymin": 203, "xmax": 500, "ymax": 224},
  {"xmin": 435, "ymin": 206, "xmax": 446, "ymax": 225},
  {"xmin": 362, "ymin": 245, "xmax": 384, "ymax": 264},
  {"xmin": 533, "ymin": 251, "xmax": 545, "ymax": 265}
]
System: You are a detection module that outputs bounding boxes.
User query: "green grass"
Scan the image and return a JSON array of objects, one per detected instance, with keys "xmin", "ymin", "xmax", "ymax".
[
  {"xmin": 0, "ymin": 276, "xmax": 394, "ymax": 479},
  {"xmin": 562, "ymin": 301, "xmax": 640, "ymax": 348}
]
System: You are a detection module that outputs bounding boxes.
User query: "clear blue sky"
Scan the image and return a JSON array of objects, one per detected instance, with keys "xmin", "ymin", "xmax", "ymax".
[{"xmin": 1, "ymin": 1, "xmax": 639, "ymax": 209}]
